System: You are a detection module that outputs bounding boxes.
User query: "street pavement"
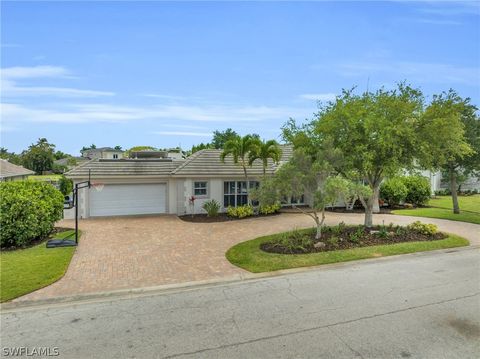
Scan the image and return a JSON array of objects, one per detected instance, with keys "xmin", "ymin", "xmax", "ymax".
[{"xmin": 1, "ymin": 247, "xmax": 479, "ymax": 359}]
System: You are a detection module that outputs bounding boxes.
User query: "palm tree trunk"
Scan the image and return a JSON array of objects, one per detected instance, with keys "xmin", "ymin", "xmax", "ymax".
[{"xmin": 242, "ymin": 161, "xmax": 251, "ymax": 206}]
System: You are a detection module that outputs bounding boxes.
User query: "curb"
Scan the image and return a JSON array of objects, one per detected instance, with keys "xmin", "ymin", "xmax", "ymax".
[{"xmin": 2, "ymin": 245, "xmax": 478, "ymax": 313}]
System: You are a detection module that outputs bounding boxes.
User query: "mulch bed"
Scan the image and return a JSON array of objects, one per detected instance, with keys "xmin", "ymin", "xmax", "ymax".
[
  {"xmin": 325, "ymin": 207, "xmax": 393, "ymax": 214},
  {"xmin": 179, "ymin": 213, "xmax": 280, "ymax": 223},
  {"xmin": 261, "ymin": 225, "xmax": 447, "ymax": 254}
]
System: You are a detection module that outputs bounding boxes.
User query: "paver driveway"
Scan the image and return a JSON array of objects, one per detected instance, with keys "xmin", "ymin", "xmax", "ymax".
[{"xmin": 17, "ymin": 212, "xmax": 480, "ymax": 302}]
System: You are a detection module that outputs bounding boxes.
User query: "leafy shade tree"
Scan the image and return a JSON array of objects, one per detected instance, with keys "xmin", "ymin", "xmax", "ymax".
[
  {"xmin": 22, "ymin": 138, "xmax": 56, "ymax": 174},
  {"xmin": 0, "ymin": 148, "xmax": 23, "ymax": 165},
  {"xmin": 248, "ymin": 139, "xmax": 282, "ymax": 176},
  {"xmin": 419, "ymin": 90, "xmax": 478, "ymax": 214},
  {"xmin": 285, "ymin": 84, "xmax": 424, "ymax": 227},
  {"xmin": 220, "ymin": 134, "xmax": 259, "ymax": 203},
  {"xmin": 58, "ymin": 175, "xmax": 73, "ymax": 196},
  {"xmin": 81, "ymin": 144, "xmax": 96, "ymax": 152},
  {"xmin": 212, "ymin": 128, "xmax": 239, "ymax": 149},
  {"xmin": 191, "ymin": 142, "xmax": 213, "ymax": 154},
  {"xmin": 124, "ymin": 146, "xmax": 157, "ymax": 158},
  {"xmin": 114, "ymin": 145, "xmax": 123, "ymax": 150},
  {"xmin": 54, "ymin": 150, "xmax": 69, "ymax": 160},
  {"xmin": 257, "ymin": 148, "xmax": 370, "ymax": 242}
]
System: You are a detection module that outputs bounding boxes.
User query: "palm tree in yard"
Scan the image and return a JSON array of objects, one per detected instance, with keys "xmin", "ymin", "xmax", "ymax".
[
  {"xmin": 220, "ymin": 134, "xmax": 259, "ymax": 204},
  {"xmin": 248, "ymin": 139, "xmax": 282, "ymax": 177}
]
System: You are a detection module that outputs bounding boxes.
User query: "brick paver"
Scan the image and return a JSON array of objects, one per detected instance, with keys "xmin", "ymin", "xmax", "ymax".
[{"xmin": 16, "ymin": 212, "xmax": 480, "ymax": 301}]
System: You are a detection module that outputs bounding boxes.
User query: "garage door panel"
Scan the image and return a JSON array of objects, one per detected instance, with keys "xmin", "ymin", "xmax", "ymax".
[{"xmin": 90, "ymin": 184, "xmax": 166, "ymax": 217}]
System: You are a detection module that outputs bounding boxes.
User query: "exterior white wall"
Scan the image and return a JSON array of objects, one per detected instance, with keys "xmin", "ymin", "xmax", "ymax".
[
  {"xmin": 167, "ymin": 152, "xmax": 183, "ymax": 160},
  {"xmin": 102, "ymin": 151, "xmax": 124, "ymax": 159},
  {"xmin": 183, "ymin": 178, "xmax": 225, "ymax": 215}
]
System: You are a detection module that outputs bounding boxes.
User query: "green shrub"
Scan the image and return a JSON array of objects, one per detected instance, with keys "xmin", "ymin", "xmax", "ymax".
[
  {"xmin": 402, "ymin": 176, "xmax": 431, "ymax": 206},
  {"xmin": 269, "ymin": 229, "xmax": 314, "ymax": 253},
  {"xmin": 380, "ymin": 177, "xmax": 408, "ymax": 206},
  {"xmin": 0, "ymin": 181, "xmax": 64, "ymax": 248},
  {"xmin": 226, "ymin": 205, "xmax": 254, "ymax": 218},
  {"xmin": 259, "ymin": 203, "xmax": 281, "ymax": 215},
  {"xmin": 408, "ymin": 221, "xmax": 438, "ymax": 236},
  {"xmin": 202, "ymin": 199, "xmax": 221, "ymax": 217},
  {"xmin": 58, "ymin": 175, "xmax": 73, "ymax": 196},
  {"xmin": 349, "ymin": 226, "xmax": 364, "ymax": 243}
]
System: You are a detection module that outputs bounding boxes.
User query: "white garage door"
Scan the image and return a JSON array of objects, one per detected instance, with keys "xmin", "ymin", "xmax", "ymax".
[{"xmin": 89, "ymin": 184, "xmax": 166, "ymax": 217}]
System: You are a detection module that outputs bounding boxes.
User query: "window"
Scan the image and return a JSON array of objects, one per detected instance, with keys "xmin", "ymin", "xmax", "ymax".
[
  {"xmin": 194, "ymin": 181, "xmax": 208, "ymax": 196},
  {"xmin": 223, "ymin": 181, "xmax": 259, "ymax": 207},
  {"xmin": 113, "ymin": 154, "xmax": 118, "ymax": 159}
]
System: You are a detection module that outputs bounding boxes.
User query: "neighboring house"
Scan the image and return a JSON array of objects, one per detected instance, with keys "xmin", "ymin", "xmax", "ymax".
[
  {"xmin": 81, "ymin": 147, "xmax": 124, "ymax": 160},
  {"xmin": 0, "ymin": 160, "xmax": 35, "ymax": 181},
  {"xmin": 65, "ymin": 145, "xmax": 294, "ymax": 218},
  {"xmin": 420, "ymin": 169, "xmax": 480, "ymax": 192}
]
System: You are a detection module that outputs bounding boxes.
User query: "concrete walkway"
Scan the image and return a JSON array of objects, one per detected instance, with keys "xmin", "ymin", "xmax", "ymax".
[{"xmin": 15, "ymin": 212, "xmax": 480, "ymax": 302}]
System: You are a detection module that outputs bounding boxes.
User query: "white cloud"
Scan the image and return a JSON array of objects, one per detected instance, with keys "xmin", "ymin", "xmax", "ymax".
[
  {"xmin": 331, "ymin": 61, "xmax": 480, "ymax": 86},
  {"xmin": 1, "ymin": 102, "xmax": 312, "ymax": 125},
  {"xmin": 1, "ymin": 65, "xmax": 115, "ymax": 98},
  {"xmin": 2, "ymin": 65, "xmax": 70, "ymax": 79},
  {"xmin": 414, "ymin": 18, "xmax": 462, "ymax": 25},
  {"xmin": 299, "ymin": 93, "xmax": 336, "ymax": 101},
  {"xmin": 2, "ymin": 80, "xmax": 115, "ymax": 97},
  {"xmin": 152, "ymin": 131, "xmax": 212, "ymax": 137}
]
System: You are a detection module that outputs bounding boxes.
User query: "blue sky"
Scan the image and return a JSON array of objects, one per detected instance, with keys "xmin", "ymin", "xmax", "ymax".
[{"xmin": 1, "ymin": 1, "xmax": 479, "ymax": 155}]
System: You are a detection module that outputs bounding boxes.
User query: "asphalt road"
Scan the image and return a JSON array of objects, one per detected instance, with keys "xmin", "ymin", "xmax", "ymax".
[{"xmin": 1, "ymin": 248, "xmax": 479, "ymax": 359}]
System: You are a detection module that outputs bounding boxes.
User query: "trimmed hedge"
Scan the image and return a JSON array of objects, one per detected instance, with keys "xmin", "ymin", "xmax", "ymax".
[
  {"xmin": 0, "ymin": 181, "xmax": 64, "ymax": 248},
  {"xmin": 403, "ymin": 175, "xmax": 431, "ymax": 206},
  {"xmin": 380, "ymin": 178, "xmax": 408, "ymax": 206},
  {"xmin": 381, "ymin": 175, "xmax": 431, "ymax": 207}
]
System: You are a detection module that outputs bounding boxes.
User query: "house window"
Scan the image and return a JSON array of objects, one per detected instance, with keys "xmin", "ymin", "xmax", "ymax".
[
  {"xmin": 194, "ymin": 181, "xmax": 208, "ymax": 196},
  {"xmin": 223, "ymin": 181, "xmax": 259, "ymax": 207},
  {"xmin": 113, "ymin": 154, "xmax": 118, "ymax": 159}
]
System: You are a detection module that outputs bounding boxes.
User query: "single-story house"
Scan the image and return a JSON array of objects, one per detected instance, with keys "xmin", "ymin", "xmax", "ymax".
[
  {"xmin": 65, "ymin": 145, "xmax": 297, "ymax": 218},
  {"xmin": 0, "ymin": 160, "xmax": 35, "ymax": 182}
]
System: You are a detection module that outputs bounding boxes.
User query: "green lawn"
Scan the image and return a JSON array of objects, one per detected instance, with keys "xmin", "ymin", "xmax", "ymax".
[
  {"xmin": 392, "ymin": 195, "xmax": 480, "ymax": 224},
  {"xmin": 226, "ymin": 230, "xmax": 469, "ymax": 273},
  {"xmin": 28, "ymin": 174, "xmax": 62, "ymax": 181},
  {"xmin": 0, "ymin": 230, "xmax": 79, "ymax": 302}
]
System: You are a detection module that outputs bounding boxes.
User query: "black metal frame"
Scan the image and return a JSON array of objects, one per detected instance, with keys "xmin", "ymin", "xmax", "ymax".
[{"xmin": 47, "ymin": 170, "xmax": 91, "ymax": 248}]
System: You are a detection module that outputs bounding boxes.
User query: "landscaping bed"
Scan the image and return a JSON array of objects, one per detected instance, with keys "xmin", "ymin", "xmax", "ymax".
[
  {"xmin": 179, "ymin": 212, "xmax": 280, "ymax": 223},
  {"xmin": 260, "ymin": 224, "xmax": 446, "ymax": 254},
  {"xmin": 226, "ymin": 223, "xmax": 469, "ymax": 273}
]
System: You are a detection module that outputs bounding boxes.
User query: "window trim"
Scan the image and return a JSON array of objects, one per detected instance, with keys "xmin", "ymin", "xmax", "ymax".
[
  {"xmin": 223, "ymin": 180, "xmax": 259, "ymax": 207},
  {"xmin": 193, "ymin": 181, "xmax": 209, "ymax": 198}
]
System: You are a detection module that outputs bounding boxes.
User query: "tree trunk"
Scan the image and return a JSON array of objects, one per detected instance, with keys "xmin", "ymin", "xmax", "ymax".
[
  {"xmin": 314, "ymin": 209, "xmax": 326, "ymax": 240},
  {"xmin": 372, "ymin": 184, "xmax": 380, "ymax": 213},
  {"xmin": 449, "ymin": 170, "xmax": 460, "ymax": 214},
  {"xmin": 364, "ymin": 199, "xmax": 374, "ymax": 228},
  {"xmin": 242, "ymin": 163, "xmax": 251, "ymax": 206}
]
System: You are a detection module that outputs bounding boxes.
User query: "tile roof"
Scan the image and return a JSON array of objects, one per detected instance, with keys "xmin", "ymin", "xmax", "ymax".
[
  {"xmin": 0, "ymin": 160, "xmax": 35, "ymax": 179},
  {"xmin": 66, "ymin": 159, "xmax": 185, "ymax": 178},
  {"xmin": 66, "ymin": 145, "xmax": 294, "ymax": 179},
  {"xmin": 171, "ymin": 144, "xmax": 293, "ymax": 177}
]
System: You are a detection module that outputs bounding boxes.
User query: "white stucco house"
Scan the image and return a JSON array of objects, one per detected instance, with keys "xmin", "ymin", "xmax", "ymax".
[
  {"xmin": 81, "ymin": 147, "xmax": 124, "ymax": 160},
  {"xmin": 65, "ymin": 145, "xmax": 296, "ymax": 218}
]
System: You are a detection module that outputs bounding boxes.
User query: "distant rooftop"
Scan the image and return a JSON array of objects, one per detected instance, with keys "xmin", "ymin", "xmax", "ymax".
[
  {"xmin": 0, "ymin": 159, "xmax": 35, "ymax": 179},
  {"xmin": 81, "ymin": 147, "xmax": 123, "ymax": 153}
]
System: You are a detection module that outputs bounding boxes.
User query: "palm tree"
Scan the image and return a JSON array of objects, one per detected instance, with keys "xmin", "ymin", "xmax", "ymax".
[
  {"xmin": 248, "ymin": 139, "xmax": 282, "ymax": 177},
  {"xmin": 220, "ymin": 134, "xmax": 258, "ymax": 204}
]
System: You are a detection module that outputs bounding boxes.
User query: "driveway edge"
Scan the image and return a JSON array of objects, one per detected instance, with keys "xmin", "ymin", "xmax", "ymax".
[{"xmin": 2, "ymin": 245, "xmax": 478, "ymax": 313}]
